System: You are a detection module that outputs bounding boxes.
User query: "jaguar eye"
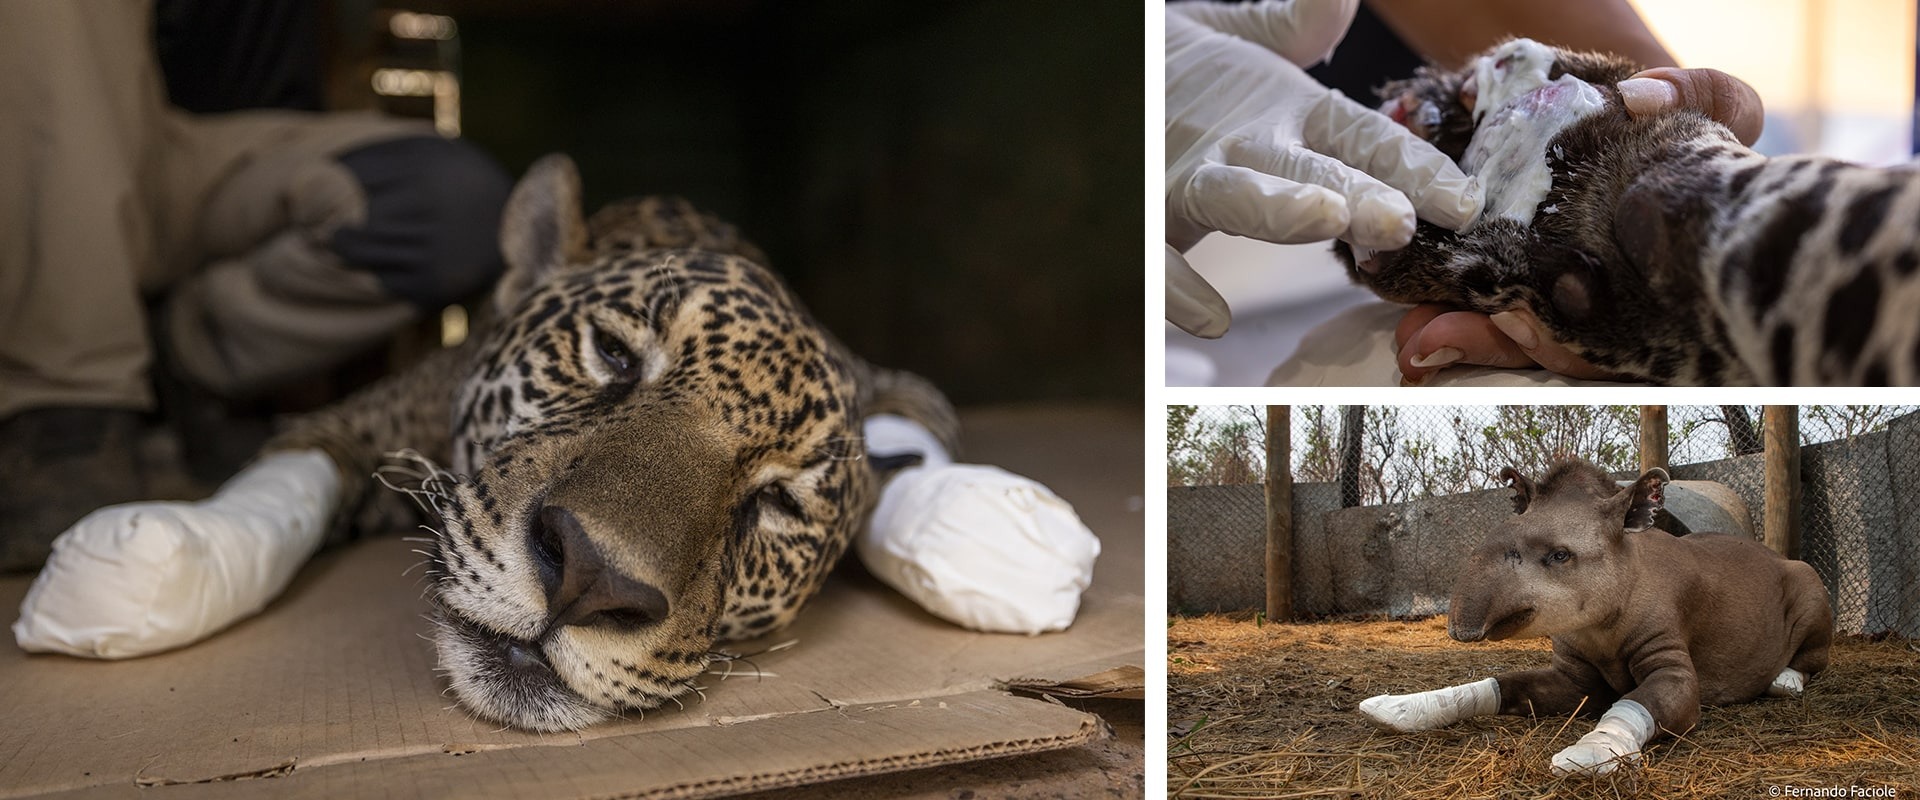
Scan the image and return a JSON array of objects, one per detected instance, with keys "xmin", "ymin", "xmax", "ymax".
[
  {"xmin": 757, "ymin": 484, "xmax": 806, "ymax": 521},
  {"xmin": 591, "ymin": 326, "xmax": 639, "ymax": 380},
  {"xmin": 1548, "ymin": 549, "xmax": 1573, "ymax": 564}
]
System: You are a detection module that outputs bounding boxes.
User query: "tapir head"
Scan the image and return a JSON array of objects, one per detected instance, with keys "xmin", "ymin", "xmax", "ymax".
[{"xmin": 1447, "ymin": 460, "xmax": 1669, "ymax": 642}]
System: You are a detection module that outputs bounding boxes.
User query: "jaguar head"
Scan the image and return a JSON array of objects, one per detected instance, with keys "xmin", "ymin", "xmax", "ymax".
[{"xmin": 414, "ymin": 155, "xmax": 956, "ymax": 731}]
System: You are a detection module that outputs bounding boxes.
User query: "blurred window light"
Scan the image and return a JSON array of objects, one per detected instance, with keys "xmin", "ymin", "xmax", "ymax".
[
  {"xmin": 1627, "ymin": 0, "xmax": 1915, "ymax": 165},
  {"xmin": 390, "ymin": 12, "xmax": 457, "ymax": 41},
  {"xmin": 371, "ymin": 68, "xmax": 439, "ymax": 97}
]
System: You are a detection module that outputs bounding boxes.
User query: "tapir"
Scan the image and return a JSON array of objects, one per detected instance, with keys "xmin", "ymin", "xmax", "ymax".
[{"xmin": 1357, "ymin": 459, "xmax": 1833, "ymax": 775}]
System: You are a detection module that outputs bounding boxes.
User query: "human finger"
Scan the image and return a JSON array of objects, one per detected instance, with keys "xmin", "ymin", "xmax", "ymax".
[
  {"xmin": 1397, "ymin": 309, "xmax": 1536, "ymax": 383},
  {"xmin": 1166, "ymin": 245, "xmax": 1233, "ymax": 338},
  {"xmin": 1301, "ymin": 91, "xmax": 1484, "ymax": 231},
  {"xmin": 1173, "ymin": 161, "xmax": 1351, "ymax": 245},
  {"xmin": 1222, "ymin": 136, "xmax": 1416, "ymax": 249},
  {"xmin": 1616, "ymin": 67, "xmax": 1764, "ymax": 146},
  {"xmin": 1487, "ymin": 309, "xmax": 1624, "ymax": 380}
]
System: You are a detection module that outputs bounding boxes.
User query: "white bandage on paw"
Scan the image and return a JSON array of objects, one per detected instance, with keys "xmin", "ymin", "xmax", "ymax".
[
  {"xmin": 1768, "ymin": 667, "xmax": 1807, "ymax": 698},
  {"xmin": 1551, "ymin": 698, "xmax": 1655, "ymax": 776},
  {"xmin": 1358, "ymin": 676, "xmax": 1500, "ymax": 732},
  {"xmin": 13, "ymin": 450, "xmax": 339, "ymax": 659},
  {"xmin": 856, "ymin": 415, "xmax": 1100, "ymax": 635}
]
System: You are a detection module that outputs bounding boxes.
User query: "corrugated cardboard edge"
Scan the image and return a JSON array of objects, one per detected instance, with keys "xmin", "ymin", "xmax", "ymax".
[
  {"xmin": 31, "ymin": 690, "xmax": 1105, "ymax": 800},
  {"xmin": 1005, "ymin": 663, "xmax": 1146, "ymax": 700}
]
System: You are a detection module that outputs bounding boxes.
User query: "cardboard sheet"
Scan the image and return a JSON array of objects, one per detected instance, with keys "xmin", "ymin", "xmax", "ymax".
[{"xmin": 0, "ymin": 405, "xmax": 1143, "ymax": 798}]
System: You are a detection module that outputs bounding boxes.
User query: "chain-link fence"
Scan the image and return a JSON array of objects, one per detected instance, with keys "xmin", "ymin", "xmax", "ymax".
[{"xmin": 1167, "ymin": 405, "xmax": 1920, "ymax": 637}]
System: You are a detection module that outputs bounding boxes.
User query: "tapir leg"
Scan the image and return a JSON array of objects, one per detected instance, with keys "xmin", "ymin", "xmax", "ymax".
[
  {"xmin": 1495, "ymin": 658, "xmax": 1617, "ymax": 718},
  {"xmin": 1783, "ymin": 563, "xmax": 1833, "ymax": 677},
  {"xmin": 1551, "ymin": 662, "xmax": 1697, "ymax": 776}
]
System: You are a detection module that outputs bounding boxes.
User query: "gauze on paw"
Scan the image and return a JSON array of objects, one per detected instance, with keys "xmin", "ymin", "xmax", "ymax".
[
  {"xmin": 1358, "ymin": 676, "xmax": 1499, "ymax": 732},
  {"xmin": 13, "ymin": 450, "xmax": 339, "ymax": 658},
  {"xmin": 1768, "ymin": 667, "xmax": 1807, "ymax": 698},
  {"xmin": 1551, "ymin": 698, "xmax": 1655, "ymax": 776},
  {"xmin": 856, "ymin": 415, "xmax": 1100, "ymax": 635}
]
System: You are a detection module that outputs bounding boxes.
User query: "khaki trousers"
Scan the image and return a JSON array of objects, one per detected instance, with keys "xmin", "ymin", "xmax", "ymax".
[{"xmin": 0, "ymin": 0, "xmax": 439, "ymax": 417}]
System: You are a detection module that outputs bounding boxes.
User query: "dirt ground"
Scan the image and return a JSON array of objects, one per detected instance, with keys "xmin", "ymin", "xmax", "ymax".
[{"xmin": 1169, "ymin": 614, "xmax": 1920, "ymax": 799}]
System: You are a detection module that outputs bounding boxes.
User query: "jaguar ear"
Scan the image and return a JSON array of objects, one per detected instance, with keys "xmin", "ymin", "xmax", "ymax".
[{"xmin": 493, "ymin": 154, "xmax": 590, "ymax": 314}]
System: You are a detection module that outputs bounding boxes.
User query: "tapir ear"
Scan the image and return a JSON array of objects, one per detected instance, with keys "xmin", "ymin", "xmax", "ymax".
[
  {"xmin": 1500, "ymin": 466, "xmax": 1536, "ymax": 514},
  {"xmin": 493, "ymin": 154, "xmax": 590, "ymax": 314},
  {"xmin": 1617, "ymin": 468, "xmax": 1670, "ymax": 532}
]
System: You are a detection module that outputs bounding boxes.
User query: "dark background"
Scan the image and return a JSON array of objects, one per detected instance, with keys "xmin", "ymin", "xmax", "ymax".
[{"xmin": 326, "ymin": 0, "xmax": 1143, "ymax": 405}]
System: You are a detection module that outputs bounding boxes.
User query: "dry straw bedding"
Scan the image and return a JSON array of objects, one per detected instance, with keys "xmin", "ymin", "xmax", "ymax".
[{"xmin": 1169, "ymin": 615, "xmax": 1920, "ymax": 799}]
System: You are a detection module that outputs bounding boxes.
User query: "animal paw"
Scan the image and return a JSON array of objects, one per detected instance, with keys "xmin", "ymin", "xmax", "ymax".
[{"xmin": 1768, "ymin": 667, "xmax": 1806, "ymax": 698}]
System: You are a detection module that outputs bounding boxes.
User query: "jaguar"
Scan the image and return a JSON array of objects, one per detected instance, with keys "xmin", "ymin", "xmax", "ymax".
[{"xmin": 264, "ymin": 154, "xmax": 959, "ymax": 731}]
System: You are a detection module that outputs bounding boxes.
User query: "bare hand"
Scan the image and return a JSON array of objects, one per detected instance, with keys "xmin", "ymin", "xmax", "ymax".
[{"xmin": 1395, "ymin": 304, "xmax": 1622, "ymax": 384}]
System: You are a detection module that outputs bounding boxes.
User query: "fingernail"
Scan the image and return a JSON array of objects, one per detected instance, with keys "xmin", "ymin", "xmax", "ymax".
[
  {"xmin": 1409, "ymin": 347, "xmax": 1463, "ymax": 369},
  {"xmin": 1616, "ymin": 78, "xmax": 1677, "ymax": 117},
  {"xmin": 1490, "ymin": 311, "xmax": 1538, "ymax": 350}
]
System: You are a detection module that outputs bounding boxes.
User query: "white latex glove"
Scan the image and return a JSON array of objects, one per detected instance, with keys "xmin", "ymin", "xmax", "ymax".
[
  {"xmin": 1551, "ymin": 699, "xmax": 1655, "ymax": 776},
  {"xmin": 1165, "ymin": 0, "xmax": 1484, "ymax": 338},
  {"xmin": 13, "ymin": 450, "xmax": 339, "ymax": 658},
  {"xmin": 857, "ymin": 415, "xmax": 1100, "ymax": 635}
]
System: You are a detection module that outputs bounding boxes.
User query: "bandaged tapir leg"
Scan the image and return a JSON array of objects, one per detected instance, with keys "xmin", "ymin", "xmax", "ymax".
[
  {"xmin": 1768, "ymin": 667, "xmax": 1807, "ymax": 698},
  {"xmin": 1551, "ymin": 699, "xmax": 1656, "ymax": 775},
  {"xmin": 1358, "ymin": 677, "xmax": 1499, "ymax": 732}
]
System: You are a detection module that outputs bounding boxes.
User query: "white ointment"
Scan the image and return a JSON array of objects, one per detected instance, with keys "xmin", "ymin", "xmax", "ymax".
[{"xmin": 1461, "ymin": 39, "xmax": 1607, "ymax": 228}]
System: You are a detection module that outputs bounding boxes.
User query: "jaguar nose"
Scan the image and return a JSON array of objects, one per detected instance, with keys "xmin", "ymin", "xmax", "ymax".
[
  {"xmin": 530, "ymin": 505, "xmax": 672, "ymax": 632},
  {"xmin": 503, "ymin": 639, "xmax": 549, "ymax": 673}
]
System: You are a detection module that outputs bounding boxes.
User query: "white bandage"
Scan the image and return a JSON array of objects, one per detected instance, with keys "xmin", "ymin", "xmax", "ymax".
[
  {"xmin": 1358, "ymin": 677, "xmax": 1500, "ymax": 732},
  {"xmin": 1768, "ymin": 667, "xmax": 1807, "ymax": 698},
  {"xmin": 857, "ymin": 415, "xmax": 1100, "ymax": 635},
  {"xmin": 1551, "ymin": 698, "xmax": 1655, "ymax": 776},
  {"xmin": 13, "ymin": 450, "xmax": 339, "ymax": 658}
]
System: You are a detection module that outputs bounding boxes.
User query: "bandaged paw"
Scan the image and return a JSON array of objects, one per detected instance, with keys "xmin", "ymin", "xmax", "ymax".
[
  {"xmin": 856, "ymin": 415, "xmax": 1100, "ymax": 635},
  {"xmin": 1551, "ymin": 699, "xmax": 1654, "ymax": 776},
  {"xmin": 1768, "ymin": 667, "xmax": 1807, "ymax": 698},
  {"xmin": 1358, "ymin": 677, "xmax": 1499, "ymax": 732},
  {"xmin": 13, "ymin": 450, "xmax": 339, "ymax": 659}
]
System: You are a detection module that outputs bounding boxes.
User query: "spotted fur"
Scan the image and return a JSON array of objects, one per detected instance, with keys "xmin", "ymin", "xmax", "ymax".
[
  {"xmin": 263, "ymin": 155, "xmax": 959, "ymax": 731},
  {"xmin": 1338, "ymin": 42, "xmax": 1920, "ymax": 385}
]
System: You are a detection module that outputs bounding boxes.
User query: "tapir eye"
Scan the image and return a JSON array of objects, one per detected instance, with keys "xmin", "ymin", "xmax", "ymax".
[
  {"xmin": 591, "ymin": 326, "xmax": 640, "ymax": 381},
  {"xmin": 1548, "ymin": 549, "xmax": 1573, "ymax": 564}
]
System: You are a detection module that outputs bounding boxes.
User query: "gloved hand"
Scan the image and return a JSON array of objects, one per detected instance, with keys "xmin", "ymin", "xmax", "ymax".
[{"xmin": 1166, "ymin": 0, "xmax": 1484, "ymax": 338}]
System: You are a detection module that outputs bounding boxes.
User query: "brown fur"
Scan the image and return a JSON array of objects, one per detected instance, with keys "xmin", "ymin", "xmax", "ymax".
[{"xmin": 1450, "ymin": 459, "xmax": 1833, "ymax": 738}]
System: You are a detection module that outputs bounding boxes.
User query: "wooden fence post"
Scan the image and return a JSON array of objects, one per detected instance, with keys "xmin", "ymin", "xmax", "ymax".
[
  {"xmin": 1763, "ymin": 406, "xmax": 1802, "ymax": 558},
  {"xmin": 1266, "ymin": 406, "xmax": 1293, "ymax": 622},
  {"xmin": 1338, "ymin": 405, "xmax": 1364, "ymax": 507},
  {"xmin": 1639, "ymin": 406, "xmax": 1669, "ymax": 473}
]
